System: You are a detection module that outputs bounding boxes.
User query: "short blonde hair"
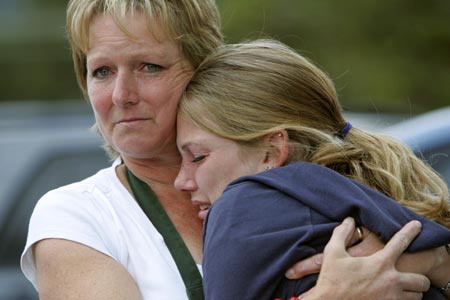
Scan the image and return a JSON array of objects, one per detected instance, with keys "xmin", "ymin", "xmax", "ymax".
[
  {"xmin": 66, "ymin": 0, "xmax": 223, "ymax": 99},
  {"xmin": 180, "ymin": 39, "xmax": 450, "ymax": 228}
]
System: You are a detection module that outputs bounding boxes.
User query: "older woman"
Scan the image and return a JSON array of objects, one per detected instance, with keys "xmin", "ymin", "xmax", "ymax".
[{"xmin": 20, "ymin": 1, "xmax": 441, "ymax": 299}]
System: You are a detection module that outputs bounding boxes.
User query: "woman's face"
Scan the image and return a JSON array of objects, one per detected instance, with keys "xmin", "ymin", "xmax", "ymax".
[
  {"xmin": 86, "ymin": 13, "xmax": 193, "ymax": 160},
  {"xmin": 174, "ymin": 115, "xmax": 265, "ymax": 220}
]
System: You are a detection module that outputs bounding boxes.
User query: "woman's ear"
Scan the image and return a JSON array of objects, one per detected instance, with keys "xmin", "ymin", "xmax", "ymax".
[{"xmin": 263, "ymin": 129, "xmax": 289, "ymax": 167}]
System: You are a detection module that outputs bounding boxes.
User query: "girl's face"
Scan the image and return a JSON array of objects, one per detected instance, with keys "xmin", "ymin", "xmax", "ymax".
[
  {"xmin": 174, "ymin": 114, "xmax": 265, "ymax": 220},
  {"xmin": 86, "ymin": 13, "xmax": 193, "ymax": 161}
]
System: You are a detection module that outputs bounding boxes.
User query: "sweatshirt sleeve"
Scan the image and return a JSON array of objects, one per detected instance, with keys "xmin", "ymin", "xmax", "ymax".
[{"xmin": 263, "ymin": 162, "xmax": 450, "ymax": 251}]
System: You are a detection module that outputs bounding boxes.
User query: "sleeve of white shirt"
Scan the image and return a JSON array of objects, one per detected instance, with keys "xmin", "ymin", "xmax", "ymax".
[{"xmin": 20, "ymin": 183, "xmax": 122, "ymax": 290}]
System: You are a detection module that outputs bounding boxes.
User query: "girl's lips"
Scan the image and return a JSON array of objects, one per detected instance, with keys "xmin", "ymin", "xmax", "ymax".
[
  {"xmin": 192, "ymin": 201, "xmax": 211, "ymax": 220},
  {"xmin": 199, "ymin": 204, "xmax": 211, "ymax": 211},
  {"xmin": 198, "ymin": 207, "xmax": 210, "ymax": 220}
]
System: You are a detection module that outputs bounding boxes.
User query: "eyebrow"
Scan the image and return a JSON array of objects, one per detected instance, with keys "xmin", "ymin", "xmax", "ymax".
[
  {"xmin": 178, "ymin": 141, "xmax": 195, "ymax": 153},
  {"xmin": 179, "ymin": 140, "xmax": 207, "ymax": 152}
]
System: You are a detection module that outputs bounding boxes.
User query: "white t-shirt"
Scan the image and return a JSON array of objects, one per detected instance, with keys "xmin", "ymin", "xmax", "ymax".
[{"xmin": 21, "ymin": 160, "xmax": 199, "ymax": 299}]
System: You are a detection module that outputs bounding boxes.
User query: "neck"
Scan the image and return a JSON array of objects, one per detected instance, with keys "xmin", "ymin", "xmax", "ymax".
[
  {"xmin": 117, "ymin": 153, "xmax": 204, "ymax": 263},
  {"xmin": 121, "ymin": 152, "xmax": 182, "ymax": 186}
]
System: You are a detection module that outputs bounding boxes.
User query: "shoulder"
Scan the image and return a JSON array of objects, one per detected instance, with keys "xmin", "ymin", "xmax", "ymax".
[
  {"xmin": 223, "ymin": 162, "xmax": 349, "ymax": 202},
  {"xmin": 26, "ymin": 163, "xmax": 130, "ymax": 253},
  {"xmin": 21, "ymin": 164, "xmax": 128, "ymax": 287},
  {"xmin": 35, "ymin": 164, "xmax": 119, "ymax": 212},
  {"xmin": 216, "ymin": 162, "xmax": 334, "ymax": 210},
  {"xmin": 229, "ymin": 162, "xmax": 344, "ymax": 187},
  {"xmin": 206, "ymin": 166, "xmax": 313, "ymax": 235}
]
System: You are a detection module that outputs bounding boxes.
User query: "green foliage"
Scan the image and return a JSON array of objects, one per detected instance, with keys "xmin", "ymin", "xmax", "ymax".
[
  {"xmin": 217, "ymin": 0, "xmax": 450, "ymax": 113},
  {"xmin": 1, "ymin": 0, "xmax": 449, "ymax": 113}
]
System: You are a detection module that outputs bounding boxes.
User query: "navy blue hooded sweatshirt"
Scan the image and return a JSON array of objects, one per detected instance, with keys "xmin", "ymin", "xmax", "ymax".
[{"xmin": 202, "ymin": 162, "xmax": 450, "ymax": 300}]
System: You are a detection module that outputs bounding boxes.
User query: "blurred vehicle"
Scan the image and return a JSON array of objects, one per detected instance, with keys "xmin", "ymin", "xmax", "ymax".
[
  {"xmin": 346, "ymin": 106, "xmax": 450, "ymax": 186},
  {"xmin": 0, "ymin": 101, "xmax": 448, "ymax": 299},
  {"xmin": 0, "ymin": 101, "xmax": 110, "ymax": 300},
  {"xmin": 382, "ymin": 106, "xmax": 450, "ymax": 186}
]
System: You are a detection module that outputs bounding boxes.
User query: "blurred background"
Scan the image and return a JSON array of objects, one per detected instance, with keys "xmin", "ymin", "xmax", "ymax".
[{"xmin": 1, "ymin": 0, "xmax": 449, "ymax": 113}]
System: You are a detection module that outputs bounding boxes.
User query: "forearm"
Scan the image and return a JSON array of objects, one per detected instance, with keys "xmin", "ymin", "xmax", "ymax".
[
  {"xmin": 432, "ymin": 244, "xmax": 450, "ymax": 298},
  {"xmin": 395, "ymin": 244, "xmax": 450, "ymax": 293},
  {"xmin": 435, "ymin": 245, "xmax": 450, "ymax": 299}
]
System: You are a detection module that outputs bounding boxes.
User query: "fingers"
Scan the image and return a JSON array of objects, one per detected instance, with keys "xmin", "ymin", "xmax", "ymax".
[
  {"xmin": 399, "ymin": 274, "xmax": 429, "ymax": 300},
  {"xmin": 400, "ymin": 273, "xmax": 430, "ymax": 293},
  {"xmin": 401, "ymin": 292, "xmax": 425, "ymax": 300},
  {"xmin": 347, "ymin": 231, "xmax": 384, "ymax": 257},
  {"xmin": 285, "ymin": 253, "xmax": 323, "ymax": 279},
  {"xmin": 323, "ymin": 217, "xmax": 356, "ymax": 257},
  {"xmin": 379, "ymin": 220, "xmax": 422, "ymax": 263}
]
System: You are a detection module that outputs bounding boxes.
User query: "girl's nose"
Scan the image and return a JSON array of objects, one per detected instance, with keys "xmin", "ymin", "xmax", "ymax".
[{"xmin": 174, "ymin": 168, "xmax": 197, "ymax": 192}]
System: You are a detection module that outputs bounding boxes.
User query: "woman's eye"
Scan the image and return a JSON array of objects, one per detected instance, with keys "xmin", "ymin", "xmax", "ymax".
[
  {"xmin": 92, "ymin": 67, "xmax": 110, "ymax": 78},
  {"xmin": 144, "ymin": 63, "xmax": 163, "ymax": 73},
  {"xmin": 191, "ymin": 155, "xmax": 207, "ymax": 163}
]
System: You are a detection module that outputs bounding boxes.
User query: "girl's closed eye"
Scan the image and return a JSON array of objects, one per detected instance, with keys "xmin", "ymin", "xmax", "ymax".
[{"xmin": 192, "ymin": 154, "xmax": 208, "ymax": 163}]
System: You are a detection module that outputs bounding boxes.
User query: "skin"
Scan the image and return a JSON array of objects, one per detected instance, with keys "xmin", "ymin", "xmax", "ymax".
[
  {"xmin": 86, "ymin": 13, "xmax": 193, "ymax": 160},
  {"xmin": 302, "ymin": 217, "xmax": 431, "ymax": 300},
  {"xmin": 34, "ymin": 239, "xmax": 142, "ymax": 300},
  {"xmin": 174, "ymin": 115, "xmax": 267, "ymax": 219}
]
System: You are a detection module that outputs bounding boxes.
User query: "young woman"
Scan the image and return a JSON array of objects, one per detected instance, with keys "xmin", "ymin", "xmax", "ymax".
[{"xmin": 175, "ymin": 39, "xmax": 450, "ymax": 300}]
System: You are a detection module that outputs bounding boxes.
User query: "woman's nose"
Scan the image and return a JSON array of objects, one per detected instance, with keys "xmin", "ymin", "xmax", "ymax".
[{"xmin": 112, "ymin": 72, "xmax": 139, "ymax": 107}]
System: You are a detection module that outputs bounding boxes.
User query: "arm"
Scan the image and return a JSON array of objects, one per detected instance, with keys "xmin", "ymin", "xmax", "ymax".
[
  {"xmin": 285, "ymin": 224, "xmax": 450, "ymax": 296},
  {"xmin": 396, "ymin": 244, "xmax": 450, "ymax": 298},
  {"xmin": 299, "ymin": 218, "xmax": 430, "ymax": 300},
  {"xmin": 34, "ymin": 239, "xmax": 142, "ymax": 300}
]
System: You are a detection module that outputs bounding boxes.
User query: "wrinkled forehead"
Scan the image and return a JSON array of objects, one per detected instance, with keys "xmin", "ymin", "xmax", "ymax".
[{"xmin": 75, "ymin": 5, "xmax": 178, "ymax": 55}]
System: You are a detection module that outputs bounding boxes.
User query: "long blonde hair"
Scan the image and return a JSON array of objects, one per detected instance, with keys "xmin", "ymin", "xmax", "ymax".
[{"xmin": 180, "ymin": 39, "xmax": 450, "ymax": 227}]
